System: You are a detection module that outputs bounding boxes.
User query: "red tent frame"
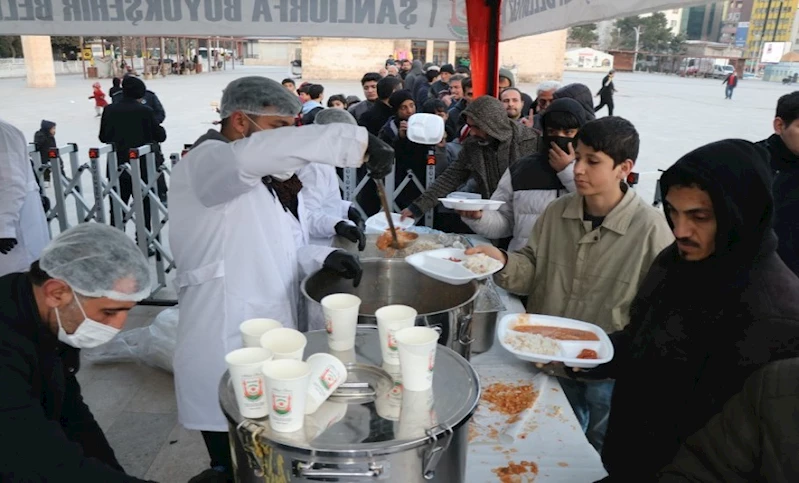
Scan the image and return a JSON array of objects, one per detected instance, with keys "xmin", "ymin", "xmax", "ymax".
[{"xmin": 467, "ymin": 0, "xmax": 502, "ymax": 98}]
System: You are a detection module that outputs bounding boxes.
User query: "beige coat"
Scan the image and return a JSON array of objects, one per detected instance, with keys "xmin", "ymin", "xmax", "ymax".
[{"xmin": 496, "ymin": 187, "xmax": 674, "ymax": 333}]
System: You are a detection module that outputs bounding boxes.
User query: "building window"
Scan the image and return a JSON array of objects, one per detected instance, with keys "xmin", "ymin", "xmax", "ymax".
[
  {"xmin": 432, "ymin": 41, "xmax": 448, "ymax": 66},
  {"xmin": 411, "ymin": 40, "xmax": 426, "ymax": 63}
]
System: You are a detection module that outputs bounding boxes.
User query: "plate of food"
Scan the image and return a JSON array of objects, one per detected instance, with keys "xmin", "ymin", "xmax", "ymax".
[
  {"xmin": 497, "ymin": 313, "xmax": 614, "ymax": 369},
  {"xmin": 438, "ymin": 198, "xmax": 505, "ymax": 212},
  {"xmin": 364, "ymin": 212, "xmax": 416, "ymax": 235},
  {"xmin": 405, "ymin": 248, "xmax": 504, "ymax": 285}
]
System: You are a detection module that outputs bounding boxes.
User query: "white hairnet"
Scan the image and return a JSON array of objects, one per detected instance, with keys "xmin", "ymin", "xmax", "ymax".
[
  {"xmin": 39, "ymin": 224, "xmax": 152, "ymax": 302},
  {"xmin": 219, "ymin": 76, "xmax": 301, "ymax": 119},
  {"xmin": 314, "ymin": 108, "xmax": 357, "ymax": 126}
]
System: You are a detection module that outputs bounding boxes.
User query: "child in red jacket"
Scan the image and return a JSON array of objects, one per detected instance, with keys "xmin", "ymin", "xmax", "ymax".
[{"xmin": 89, "ymin": 82, "xmax": 108, "ymax": 117}]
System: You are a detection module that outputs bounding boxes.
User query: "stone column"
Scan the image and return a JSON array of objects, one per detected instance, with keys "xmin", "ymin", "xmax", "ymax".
[
  {"xmin": 425, "ymin": 40, "xmax": 435, "ymax": 63},
  {"xmin": 21, "ymin": 36, "xmax": 56, "ymax": 88},
  {"xmin": 448, "ymin": 41, "xmax": 457, "ymax": 65}
]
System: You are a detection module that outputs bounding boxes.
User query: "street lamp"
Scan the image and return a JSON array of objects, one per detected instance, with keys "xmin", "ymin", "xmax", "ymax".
[{"xmin": 633, "ymin": 26, "xmax": 643, "ymax": 72}]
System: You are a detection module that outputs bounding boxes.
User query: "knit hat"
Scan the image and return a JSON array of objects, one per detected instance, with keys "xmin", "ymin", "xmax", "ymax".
[
  {"xmin": 388, "ymin": 90, "xmax": 414, "ymax": 112},
  {"xmin": 122, "ymin": 77, "xmax": 146, "ymax": 99}
]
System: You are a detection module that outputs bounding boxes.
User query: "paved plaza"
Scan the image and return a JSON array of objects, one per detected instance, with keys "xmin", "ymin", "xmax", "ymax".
[{"xmin": 3, "ymin": 66, "xmax": 793, "ymax": 481}]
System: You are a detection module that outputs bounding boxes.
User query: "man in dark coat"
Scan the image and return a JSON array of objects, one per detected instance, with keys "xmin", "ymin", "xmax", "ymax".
[
  {"xmin": 359, "ymin": 76, "xmax": 403, "ymax": 136},
  {"xmin": 446, "ymin": 77, "xmax": 473, "ymax": 141},
  {"xmin": 583, "ymin": 139, "xmax": 799, "ymax": 481},
  {"xmin": 595, "ymin": 70, "xmax": 616, "ymax": 116},
  {"xmin": 0, "ymin": 224, "xmax": 154, "ymax": 482},
  {"xmin": 758, "ymin": 91, "xmax": 799, "ymax": 277},
  {"xmin": 658, "ymin": 357, "xmax": 799, "ymax": 482},
  {"xmin": 99, "ymin": 76, "xmax": 166, "ymax": 231}
]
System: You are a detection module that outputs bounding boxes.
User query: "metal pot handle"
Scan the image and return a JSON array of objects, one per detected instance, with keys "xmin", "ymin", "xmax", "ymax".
[
  {"xmin": 295, "ymin": 461, "xmax": 385, "ymax": 479},
  {"xmin": 457, "ymin": 312, "xmax": 475, "ymax": 346}
]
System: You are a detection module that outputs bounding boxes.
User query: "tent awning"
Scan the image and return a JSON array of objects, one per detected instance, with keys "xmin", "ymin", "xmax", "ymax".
[{"xmin": 0, "ymin": 0, "xmax": 712, "ymax": 41}]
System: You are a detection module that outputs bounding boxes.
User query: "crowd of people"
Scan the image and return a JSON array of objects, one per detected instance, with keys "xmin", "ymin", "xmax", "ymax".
[{"xmin": 2, "ymin": 57, "xmax": 799, "ymax": 483}]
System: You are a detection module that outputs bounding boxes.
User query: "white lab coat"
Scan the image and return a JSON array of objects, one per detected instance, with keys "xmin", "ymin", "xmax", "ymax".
[
  {"xmin": 169, "ymin": 124, "xmax": 367, "ymax": 432},
  {"xmin": 297, "ymin": 163, "xmax": 353, "ymax": 246},
  {"xmin": 0, "ymin": 119, "xmax": 49, "ymax": 277}
]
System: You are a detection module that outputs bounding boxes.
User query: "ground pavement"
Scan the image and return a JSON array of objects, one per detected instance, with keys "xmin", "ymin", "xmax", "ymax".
[{"xmin": 5, "ymin": 67, "xmax": 793, "ymax": 481}]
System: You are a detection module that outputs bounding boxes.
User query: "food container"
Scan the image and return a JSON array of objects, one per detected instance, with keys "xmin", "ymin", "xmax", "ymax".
[
  {"xmin": 332, "ymin": 232, "xmax": 471, "ymax": 260},
  {"xmin": 437, "ymin": 198, "xmax": 505, "ymax": 211},
  {"xmin": 405, "ymin": 248, "xmax": 504, "ymax": 285},
  {"xmin": 220, "ymin": 327, "xmax": 480, "ymax": 482},
  {"xmin": 303, "ymin": 259, "xmax": 479, "ymax": 360}
]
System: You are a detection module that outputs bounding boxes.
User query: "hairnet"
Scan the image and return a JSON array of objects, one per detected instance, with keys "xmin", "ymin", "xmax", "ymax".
[
  {"xmin": 39, "ymin": 224, "xmax": 152, "ymax": 302},
  {"xmin": 315, "ymin": 108, "xmax": 357, "ymax": 126},
  {"xmin": 219, "ymin": 76, "xmax": 301, "ymax": 119}
]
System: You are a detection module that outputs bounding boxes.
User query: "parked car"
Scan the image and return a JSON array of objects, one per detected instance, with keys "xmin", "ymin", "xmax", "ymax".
[{"xmin": 710, "ymin": 64, "xmax": 735, "ymax": 79}]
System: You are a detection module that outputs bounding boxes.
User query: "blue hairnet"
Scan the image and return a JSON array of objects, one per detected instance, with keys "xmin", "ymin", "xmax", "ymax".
[
  {"xmin": 314, "ymin": 108, "xmax": 357, "ymax": 126},
  {"xmin": 219, "ymin": 76, "xmax": 302, "ymax": 119},
  {"xmin": 39, "ymin": 224, "xmax": 152, "ymax": 301}
]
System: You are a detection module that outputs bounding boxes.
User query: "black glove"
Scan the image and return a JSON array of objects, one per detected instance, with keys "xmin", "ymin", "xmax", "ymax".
[
  {"xmin": 0, "ymin": 238, "xmax": 17, "ymax": 254},
  {"xmin": 335, "ymin": 222, "xmax": 366, "ymax": 252},
  {"xmin": 364, "ymin": 133, "xmax": 394, "ymax": 180},
  {"xmin": 323, "ymin": 251, "xmax": 363, "ymax": 287},
  {"xmin": 348, "ymin": 206, "xmax": 366, "ymax": 230}
]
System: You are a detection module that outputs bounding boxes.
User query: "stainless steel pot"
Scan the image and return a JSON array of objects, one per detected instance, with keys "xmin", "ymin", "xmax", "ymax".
[
  {"xmin": 302, "ymin": 259, "xmax": 479, "ymax": 360},
  {"xmin": 221, "ymin": 327, "xmax": 480, "ymax": 482}
]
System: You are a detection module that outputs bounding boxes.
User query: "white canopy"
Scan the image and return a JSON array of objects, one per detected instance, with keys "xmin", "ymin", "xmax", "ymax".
[{"xmin": 0, "ymin": 0, "xmax": 708, "ymax": 41}]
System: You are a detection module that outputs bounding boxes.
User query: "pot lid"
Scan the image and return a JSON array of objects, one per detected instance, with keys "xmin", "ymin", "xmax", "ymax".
[{"xmin": 220, "ymin": 327, "xmax": 480, "ymax": 456}]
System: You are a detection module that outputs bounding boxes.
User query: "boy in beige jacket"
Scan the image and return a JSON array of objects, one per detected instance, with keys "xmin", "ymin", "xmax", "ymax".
[{"xmin": 469, "ymin": 117, "xmax": 673, "ymax": 453}]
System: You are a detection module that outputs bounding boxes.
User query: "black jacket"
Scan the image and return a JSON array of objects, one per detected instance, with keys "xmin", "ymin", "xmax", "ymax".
[
  {"xmin": 446, "ymin": 98, "xmax": 468, "ymax": 142},
  {"xmin": 429, "ymin": 79, "xmax": 449, "ymax": 99},
  {"xmin": 99, "ymin": 98, "xmax": 167, "ymax": 167},
  {"xmin": 659, "ymin": 358, "xmax": 799, "ymax": 483},
  {"xmin": 33, "ymin": 121, "xmax": 57, "ymax": 154},
  {"xmin": 591, "ymin": 140, "xmax": 799, "ymax": 481},
  {"xmin": 758, "ymin": 134, "xmax": 799, "ymax": 277},
  {"xmin": 359, "ymin": 101, "xmax": 394, "ymax": 136},
  {"xmin": 111, "ymin": 89, "xmax": 165, "ymax": 125},
  {"xmin": 0, "ymin": 272, "xmax": 153, "ymax": 482},
  {"xmin": 413, "ymin": 79, "xmax": 432, "ymax": 109}
]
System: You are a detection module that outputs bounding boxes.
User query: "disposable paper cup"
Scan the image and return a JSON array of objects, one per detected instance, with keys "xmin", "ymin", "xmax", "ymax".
[
  {"xmin": 376, "ymin": 362, "xmax": 403, "ymax": 421},
  {"xmin": 261, "ymin": 359, "xmax": 312, "ymax": 433},
  {"xmin": 225, "ymin": 347, "xmax": 274, "ymax": 419},
  {"xmin": 375, "ymin": 305, "xmax": 418, "ymax": 365},
  {"xmin": 240, "ymin": 318, "xmax": 283, "ymax": 348},
  {"xmin": 261, "ymin": 328, "xmax": 307, "ymax": 360},
  {"xmin": 305, "ymin": 353, "xmax": 348, "ymax": 414},
  {"xmin": 397, "ymin": 388, "xmax": 437, "ymax": 439},
  {"xmin": 329, "ymin": 348, "xmax": 357, "ymax": 365},
  {"xmin": 321, "ymin": 294, "xmax": 361, "ymax": 351},
  {"xmin": 395, "ymin": 326, "xmax": 438, "ymax": 391}
]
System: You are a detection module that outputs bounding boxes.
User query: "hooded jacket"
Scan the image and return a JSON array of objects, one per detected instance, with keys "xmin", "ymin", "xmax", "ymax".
[
  {"xmin": 533, "ymin": 83, "xmax": 596, "ymax": 132},
  {"xmin": 499, "ymin": 68, "xmax": 534, "ymax": 117},
  {"xmin": 658, "ymin": 357, "xmax": 799, "ymax": 483},
  {"xmin": 403, "ymin": 60, "xmax": 424, "ymax": 95},
  {"xmin": 757, "ymin": 134, "xmax": 799, "ymax": 277},
  {"xmin": 408, "ymin": 95, "xmax": 540, "ymax": 214},
  {"xmin": 463, "ymin": 98, "xmax": 588, "ymax": 250},
  {"xmin": 33, "ymin": 120, "xmax": 57, "ymax": 154},
  {"xmin": 591, "ymin": 140, "xmax": 799, "ymax": 481}
]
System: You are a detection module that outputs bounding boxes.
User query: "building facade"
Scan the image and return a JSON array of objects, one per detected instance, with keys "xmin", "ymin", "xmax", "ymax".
[
  {"xmin": 744, "ymin": 0, "xmax": 799, "ymax": 71},
  {"xmin": 720, "ymin": 0, "xmax": 755, "ymax": 44},
  {"xmin": 682, "ymin": 2, "xmax": 726, "ymax": 41}
]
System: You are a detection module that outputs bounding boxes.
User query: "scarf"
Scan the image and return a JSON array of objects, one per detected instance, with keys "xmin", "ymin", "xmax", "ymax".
[{"xmin": 262, "ymin": 175, "xmax": 303, "ymax": 220}]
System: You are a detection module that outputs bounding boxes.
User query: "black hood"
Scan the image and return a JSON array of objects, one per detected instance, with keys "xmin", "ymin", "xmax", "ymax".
[
  {"xmin": 541, "ymin": 98, "xmax": 589, "ymax": 132},
  {"xmin": 553, "ymin": 83, "xmax": 596, "ymax": 122},
  {"xmin": 39, "ymin": 120, "xmax": 55, "ymax": 132},
  {"xmin": 661, "ymin": 139, "xmax": 776, "ymax": 264}
]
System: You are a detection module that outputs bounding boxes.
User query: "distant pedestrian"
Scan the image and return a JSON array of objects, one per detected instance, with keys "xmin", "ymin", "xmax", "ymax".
[
  {"xmin": 595, "ymin": 69, "xmax": 617, "ymax": 116},
  {"xmin": 723, "ymin": 71, "xmax": 739, "ymax": 99},
  {"xmin": 282, "ymin": 78, "xmax": 296, "ymax": 95},
  {"xmin": 109, "ymin": 77, "xmax": 122, "ymax": 98},
  {"xmin": 327, "ymin": 94, "xmax": 347, "ymax": 109},
  {"xmin": 298, "ymin": 84, "xmax": 325, "ymax": 125},
  {"xmin": 88, "ymin": 82, "xmax": 108, "ymax": 117},
  {"xmin": 32, "ymin": 120, "xmax": 58, "ymax": 186}
]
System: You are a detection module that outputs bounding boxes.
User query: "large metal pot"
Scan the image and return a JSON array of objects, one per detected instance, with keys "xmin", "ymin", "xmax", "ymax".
[
  {"xmin": 221, "ymin": 327, "xmax": 480, "ymax": 482},
  {"xmin": 302, "ymin": 259, "xmax": 479, "ymax": 360}
]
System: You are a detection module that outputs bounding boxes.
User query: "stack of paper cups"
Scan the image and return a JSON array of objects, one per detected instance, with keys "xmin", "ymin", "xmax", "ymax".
[
  {"xmin": 261, "ymin": 328, "xmax": 307, "ymax": 360},
  {"xmin": 225, "ymin": 347, "xmax": 274, "ymax": 419},
  {"xmin": 395, "ymin": 326, "xmax": 438, "ymax": 391},
  {"xmin": 375, "ymin": 305, "xmax": 417, "ymax": 365},
  {"xmin": 320, "ymin": 294, "xmax": 361, "ymax": 351},
  {"xmin": 239, "ymin": 318, "xmax": 283, "ymax": 348},
  {"xmin": 261, "ymin": 359, "xmax": 312, "ymax": 432},
  {"xmin": 305, "ymin": 353, "xmax": 348, "ymax": 414}
]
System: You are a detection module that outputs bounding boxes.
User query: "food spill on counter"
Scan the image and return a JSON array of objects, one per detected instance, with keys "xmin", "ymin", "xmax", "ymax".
[
  {"xmin": 558, "ymin": 462, "xmax": 569, "ymax": 467},
  {"xmin": 481, "ymin": 382, "xmax": 538, "ymax": 415},
  {"xmin": 493, "ymin": 460, "xmax": 539, "ymax": 482}
]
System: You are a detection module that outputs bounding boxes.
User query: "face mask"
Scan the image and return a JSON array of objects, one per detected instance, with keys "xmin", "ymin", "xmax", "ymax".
[
  {"xmin": 546, "ymin": 136, "xmax": 575, "ymax": 154},
  {"xmin": 56, "ymin": 291, "xmax": 120, "ymax": 349}
]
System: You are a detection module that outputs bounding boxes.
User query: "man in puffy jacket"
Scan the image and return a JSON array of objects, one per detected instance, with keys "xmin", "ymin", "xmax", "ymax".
[
  {"xmin": 582, "ymin": 140, "xmax": 799, "ymax": 481},
  {"xmin": 458, "ymin": 98, "xmax": 588, "ymax": 251},
  {"xmin": 658, "ymin": 358, "xmax": 799, "ymax": 483}
]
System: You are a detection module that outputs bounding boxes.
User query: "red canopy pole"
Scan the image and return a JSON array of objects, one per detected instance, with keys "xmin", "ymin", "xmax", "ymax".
[{"xmin": 466, "ymin": 0, "xmax": 502, "ymax": 98}]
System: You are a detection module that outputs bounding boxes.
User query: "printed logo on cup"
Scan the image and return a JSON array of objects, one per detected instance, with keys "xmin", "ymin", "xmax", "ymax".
[
  {"xmin": 428, "ymin": 352, "xmax": 435, "ymax": 372},
  {"xmin": 390, "ymin": 381, "xmax": 403, "ymax": 397},
  {"xmin": 319, "ymin": 366, "xmax": 340, "ymax": 390},
  {"xmin": 387, "ymin": 332, "xmax": 399, "ymax": 351},
  {"xmin": 243, "ymin": 378, "xmax": 264, "ymax": 401},
  {"xmin": 325, "ymin": 318, "xmax": 333, "ymax": 334},
  {"xmin": 272, "ymin": 394, "xmax": 293, "ymax": 415}
]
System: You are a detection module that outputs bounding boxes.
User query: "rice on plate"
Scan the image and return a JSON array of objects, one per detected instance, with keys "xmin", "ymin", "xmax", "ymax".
[
  {"xmin": 463, "ymin": 253, "xmax": 503, "ymax": 275},
  {"xmin": 503, "ymin": 332, "xmax": 560, "ymax": 356}
]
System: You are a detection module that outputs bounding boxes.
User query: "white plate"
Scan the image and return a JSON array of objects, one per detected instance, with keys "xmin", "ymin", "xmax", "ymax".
[
  {"xmin": 497, "ymin": 313, "xmax": 614, "ymax": 369},
  {"xmin": 405, "ymin": 248, "xmax": 504, "ymax": 285},
  {"xmin": 364, "ymin": 212, "xmax": 416, "ymax": 235},
  {"xmin": 438, "ymin": 198, "xmax": 505, "ymax": 211}
]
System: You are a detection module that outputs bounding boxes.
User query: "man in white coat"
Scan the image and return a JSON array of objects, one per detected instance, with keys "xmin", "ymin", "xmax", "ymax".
[
  {"xmin": 0, "ymin": 118, "xmax": 49, "ymax": 277},
  {"xmin": 168, "ymin": 76, "xmax": 393, "ymax": 483}
]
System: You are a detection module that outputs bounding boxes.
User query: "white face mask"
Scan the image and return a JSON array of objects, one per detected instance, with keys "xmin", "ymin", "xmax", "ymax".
[{"xmin": 55, "ymin": 291, "xmax": 120, "ymax": 349}]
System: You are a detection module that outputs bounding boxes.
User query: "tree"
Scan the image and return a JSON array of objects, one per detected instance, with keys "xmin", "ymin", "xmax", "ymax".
[
  {"xmin": 50, "ymin": 36, "xmax": 80, "ymax": 55},
  {"xmin": 0, "ymin": 36, "xmax": 22, "ymax": 58},
  {"xmin": 569, "ymin": 24, "xmax": 599, "ymax": 47},
  {"xmin": 614, "ymin": 13, "xmax": 680, "ymax": 54}
]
